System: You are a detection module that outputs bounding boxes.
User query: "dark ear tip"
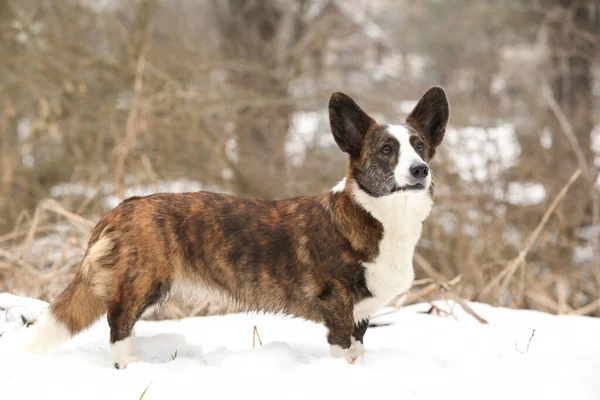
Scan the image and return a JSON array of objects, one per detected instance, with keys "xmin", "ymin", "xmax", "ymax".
[
  {"xmin": 426, "ymin": 86, "xmax": 447, "ymax": 100},
  {"xmin": 424, "ymin": 87, "xmax": 449, "ymax": 117},
  {"xmin": 329, "ymin": 92, "xmax": 349, "ymax": 104}
]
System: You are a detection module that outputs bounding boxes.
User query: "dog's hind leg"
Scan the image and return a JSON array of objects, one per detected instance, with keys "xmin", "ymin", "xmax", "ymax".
[{"xmin": 107, "ymin": 280, "xmax": 170, "ymax": 369}]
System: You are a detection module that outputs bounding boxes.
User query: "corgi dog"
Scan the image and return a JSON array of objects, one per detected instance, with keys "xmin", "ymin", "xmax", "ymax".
[{"xmin": 25, "ymin": 87, "xmax": 449, "ymax": 368}]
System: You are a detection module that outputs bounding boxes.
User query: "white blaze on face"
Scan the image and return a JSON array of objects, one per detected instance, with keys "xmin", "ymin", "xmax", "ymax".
[{"xmin": 388, "ymin": 124, "xmax": 430, "ymax": 189}]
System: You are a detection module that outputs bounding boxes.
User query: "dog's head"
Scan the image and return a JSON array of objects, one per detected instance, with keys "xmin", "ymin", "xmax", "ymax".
[{"xmin": 329, "ymin": 87, "xmax": 449, "ymax": 197}]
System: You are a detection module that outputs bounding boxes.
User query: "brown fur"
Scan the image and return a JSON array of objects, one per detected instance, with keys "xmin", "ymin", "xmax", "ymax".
[
  {"xmin": 50, "ymin": 190, "xmax": 380, "ymax": 347},
  {"xmin": 44, "ymin": 87, "xmax": 449, "ymax": 361}
]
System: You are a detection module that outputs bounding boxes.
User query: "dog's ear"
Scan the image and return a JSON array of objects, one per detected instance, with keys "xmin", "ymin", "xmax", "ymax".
[
  {"xmin": 406, "ymin": 87, "xmax": 449, "ymax": 158},
  {"xmin": 329, "ymin": 92, "xmax": 375, "ymax": 157}
]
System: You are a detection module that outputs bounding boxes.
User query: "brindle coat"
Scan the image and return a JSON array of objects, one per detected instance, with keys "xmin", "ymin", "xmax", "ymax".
[{"xmin": 42, "ymin": 87, "xmax": 449, "ymax": 368}]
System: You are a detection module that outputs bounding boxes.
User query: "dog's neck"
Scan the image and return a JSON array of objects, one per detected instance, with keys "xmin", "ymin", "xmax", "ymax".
[{"xmin": 327, "ymin": 176, "xmax": 433, "ymax": 262}]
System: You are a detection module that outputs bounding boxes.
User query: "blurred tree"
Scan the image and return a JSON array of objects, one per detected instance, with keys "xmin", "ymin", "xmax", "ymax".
[
  {"xmin": 211, "ymin": 0, "xmax": 310, "ymax": 199},
  {"xmin": 543, "ymin": 0, "xmax": 600, "ymax": 293},
  {"xmin": 388, "ymin": 0, "xmax": 600, "ymax": 311},
  {"xmin": 545, "ymin": 0, "xmax": 598, "ymax": 222}
]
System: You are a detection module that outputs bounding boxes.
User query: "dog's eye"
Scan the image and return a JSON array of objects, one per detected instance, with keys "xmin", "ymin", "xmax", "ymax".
[
  {"xmin": 416, "ymin": 142, "xmax": 425, "ymax": 152},
  {"xmin": 381, "ymin": 145, "xmax": 392, "ymax": 154}
]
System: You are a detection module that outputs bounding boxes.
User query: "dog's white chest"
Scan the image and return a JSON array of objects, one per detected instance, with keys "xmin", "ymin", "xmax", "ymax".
[{"xmin": 352, "ymin": 185, "xmax": 433, "ymax": 322}]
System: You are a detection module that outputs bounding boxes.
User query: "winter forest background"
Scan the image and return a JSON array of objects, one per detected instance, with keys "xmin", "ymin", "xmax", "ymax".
[{"xmin": 1, "ymin": 0, "xmax": 599, "ymax": 318}]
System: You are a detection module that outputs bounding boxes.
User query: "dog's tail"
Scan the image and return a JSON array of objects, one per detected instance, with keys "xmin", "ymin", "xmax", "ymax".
[{"xmin": 24, "ymin": 235, "xmax": 113, "ymax": 353}]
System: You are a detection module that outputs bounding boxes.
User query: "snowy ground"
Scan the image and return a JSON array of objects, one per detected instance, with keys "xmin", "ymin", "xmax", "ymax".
[{"xmin": 0, "ymin": 293, "xmax": 599, "ymax": 400}]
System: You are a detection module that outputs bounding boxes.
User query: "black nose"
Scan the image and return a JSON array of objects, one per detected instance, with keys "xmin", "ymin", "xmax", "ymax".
[{"xmin": 409, "ymin": 163, "xmax": 429, "ymax": 179}]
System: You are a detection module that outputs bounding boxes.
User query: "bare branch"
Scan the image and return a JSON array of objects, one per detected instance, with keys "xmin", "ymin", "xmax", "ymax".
[{"xmin": 480, "ymin": 169, "xmax": 583, "ymax": 300}]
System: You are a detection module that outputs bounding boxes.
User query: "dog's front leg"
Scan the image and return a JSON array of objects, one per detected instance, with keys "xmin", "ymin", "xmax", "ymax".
[
  {"xmin": 319, "ymin": 282, "xmax": 356, "ymax": 363},
  {"xmin": 349, "ymin": 319, "xmax": 369, "ymax": 359}
]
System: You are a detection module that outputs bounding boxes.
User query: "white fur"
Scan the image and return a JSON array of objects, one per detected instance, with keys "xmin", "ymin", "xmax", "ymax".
[
  {"xmin": 111, "ymin": 337, "xmax": 140, "ymax": 369},
  {"xmin": 330, "ymin": 345, "xmax": 355, "ymax": 363},
  {"xmin": 330, "ymin": 338, "xmax": 367, "ymax": 363},
  {"xmin": 388, "ymin": 124, "xmax": 431, "ymax": 189},
  {"xmin": 352, "ymin": 183, "xmax": 432, "ymax": 322},
  {"xmin": 349, "ymin": 126, "xmax": 433, "ymax": 322},
  {"xmin": 23, "ymin": 310, "xmax": 71, "ymax": 353},
  {"xmin": 140, "ymin": 304, "xmax": 161, "ymax": 319},
  {"xmin": 350, "ymin": 337, "xmax": 367, "ymax": 358},
  {"xmin": 332, "ymin": 177, "xmax": 347, "ymax": 193},
  {"xmin": 171, "ymin": 278, "xmax": 240, "ymax": 312}
]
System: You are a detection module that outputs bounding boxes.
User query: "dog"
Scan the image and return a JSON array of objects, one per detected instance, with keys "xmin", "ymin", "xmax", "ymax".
[{"xmin": 25, "ymin": 87, "xmax": 449, "ymax": 368}]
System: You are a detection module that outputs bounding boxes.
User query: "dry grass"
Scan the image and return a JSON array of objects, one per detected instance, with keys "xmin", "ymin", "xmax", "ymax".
[{"xmin": 253, "ymin": 325, "xmax": 263, "ymax": 349}]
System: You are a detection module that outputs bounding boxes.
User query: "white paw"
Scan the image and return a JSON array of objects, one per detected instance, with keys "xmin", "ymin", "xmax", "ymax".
[
  {"xmin": 331, "ymin": 345, "xmax": 364, "ymax": 364},
  {"xmin": 349, "ymin": 338, "xmax": 367, "ymax": 359},
  {"xmin": 113, "ymin": 353, "xmax": 141, "ymax": 370},
  {"xmin": 111, "ymin": 337, "xmax": 141, "ymax": 369},
  {"xmin": 330, "ymin": 345, "xmax": 354, "ymax": 363}
]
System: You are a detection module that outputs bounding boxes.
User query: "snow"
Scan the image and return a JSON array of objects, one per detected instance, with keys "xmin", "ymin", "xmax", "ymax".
[
  {"xmin": 286, "ymin": 111, "xmax": 323, "ymax": 166},
  {"xmin": 286, "ymin": 111, "xmax": 336, "ymax": 166},
  {"xmin": 1, "ymin": 293, "xmax": 599, "ymax": 400},
  {"xmin": 574, "ymin": 245, "xmax": 594, "ymax": 264},
  {"xmin": 505, "ymin": 182, "xmax": 547, "ymax": 206},
  {"xmin": 490, "ymin": 76, "xmax": 507, "ymax": 94},
  {"xmin": 444, "ymin": 124, "xmax": 520, "ymax": 183},
  {"xmin": 540, "ymin": 127, "xmax": 553, "ymax": 149},
  {"xmin": 225, "ymin": 138, "xmax": 238, "ymax": 163},
  {"xmin": 394, "ymin": 100, "xmax": 418, "ymax": 115}
]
